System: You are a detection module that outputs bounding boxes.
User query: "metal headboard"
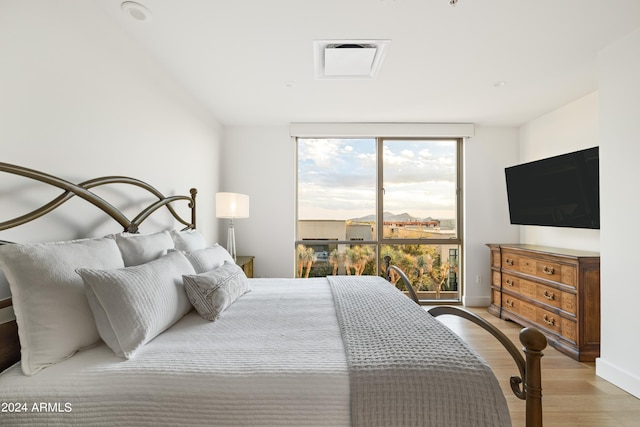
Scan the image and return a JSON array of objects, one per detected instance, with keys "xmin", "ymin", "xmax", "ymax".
[{"xmin": 0, "ymin": 162, "xmax": 197, "ymax": 235}]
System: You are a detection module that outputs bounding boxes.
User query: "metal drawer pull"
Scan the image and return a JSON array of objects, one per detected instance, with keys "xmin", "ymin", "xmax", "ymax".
[
  {"xmin": 505, "ymin": 258, "xmax": 514, "ymax": 266},
  {"xmin": 505, "ymin": 299, "xmax": 514, "ymax": 307},
  {"xmin": 543, "ymin": 314, "xmax": 555, "ymax": 326},
  {"xmin": 543, "ymin": 266, "xmax": 555, "ymax": 275},
  {"xmin": 543, "ymin": 290, "xmax": 555, "ymax": 300},
  {"xmin": 505, "ymin": 279, "xmax": 515, "ymax": 287}
]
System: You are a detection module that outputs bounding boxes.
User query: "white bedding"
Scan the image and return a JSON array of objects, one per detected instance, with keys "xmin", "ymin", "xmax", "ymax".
[
  {"xmin": 1, "ymin": 276, "xmax": 511, "ymax": 427},
  {"xmin": 0, "ymin": 278, "xmax": 351, "ymax": 426}
]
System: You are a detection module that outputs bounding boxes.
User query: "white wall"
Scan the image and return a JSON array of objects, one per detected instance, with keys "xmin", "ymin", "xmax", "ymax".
[
  {"xmin": 220, "ymin": 126, "xmax": 295, "ymax": 278},
  {"xmin": 0, "ymin": 0, "xmax": 221, "ymax": 246},
  {"xmin": 463, "ymin": 127, "xmax": 520, "ymax": 306},
  {"xmin": 517, "ymin": 93, "xmax": 600, "ymax": 251},
  {"xmin": 596, "ymin": 28, "xmax": 640, "ymax": 399}
]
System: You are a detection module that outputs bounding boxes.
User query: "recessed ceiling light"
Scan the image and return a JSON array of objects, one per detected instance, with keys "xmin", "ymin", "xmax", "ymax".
[
  {"xmin": 121, "ymin": 1, "xmax": 152, "ymax": 22},
  {"xmin": 493, "ymin": 81, "xmax": 507, "ymax": 88}
]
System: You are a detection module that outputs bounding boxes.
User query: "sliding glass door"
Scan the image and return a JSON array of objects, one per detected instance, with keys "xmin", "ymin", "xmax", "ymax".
[{"xmin": 296, "ymin": 137, "xmax": 462, "ymax": 303}]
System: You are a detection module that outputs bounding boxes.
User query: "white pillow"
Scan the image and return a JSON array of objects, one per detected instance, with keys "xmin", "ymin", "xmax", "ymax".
[
  {"xmin": 184, "ymin": 244, "xmax": 234, "ymax": 274},
  {"xmin": 0, "ymin": 237, "xmax": 124, "ymax": 376},
  {"xmin": 76, "ymin": 251, "xmax": 195, "ymax": 359},
  {"xmin": 170, "ymin": 229, "xmax": 207, "ymax": 252},
  {"xmin": 183, "ymin": 262, "xmax": 250, "ymax": 321},
  {"xmin": 113, "ymin": 230, "xmax": 174, "ymax": 266}
]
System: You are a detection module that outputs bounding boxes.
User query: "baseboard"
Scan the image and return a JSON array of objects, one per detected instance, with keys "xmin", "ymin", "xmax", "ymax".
[
  {"xmin": 596, "ymin": 357, "xmax": 640, "ymax": 399},
  {"xmin": 462, "ymin": 295, "xmax": 490, "ymax": 307}
]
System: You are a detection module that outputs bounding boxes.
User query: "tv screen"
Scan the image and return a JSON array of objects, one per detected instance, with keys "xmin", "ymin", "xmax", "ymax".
[{"xmin": 505, "ymin": 147, "xmax": 600, "ymax": 229}]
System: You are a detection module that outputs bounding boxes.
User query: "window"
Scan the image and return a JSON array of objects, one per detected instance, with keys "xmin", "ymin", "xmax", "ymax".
[{"xmin": 296, "ymin": 137, "xmax": 462, "ymax": 302}]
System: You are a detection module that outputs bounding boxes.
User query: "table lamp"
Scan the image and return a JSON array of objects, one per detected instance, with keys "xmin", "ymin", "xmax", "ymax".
[{"xmin": 215, "ymin": 192, "xmax": 249, "ymax": 261}]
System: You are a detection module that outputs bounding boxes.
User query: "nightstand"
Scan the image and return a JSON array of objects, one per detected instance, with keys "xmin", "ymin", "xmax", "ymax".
[{"xmin": 236, "ymin": 256, "xmax": 254, "ymax": 278}]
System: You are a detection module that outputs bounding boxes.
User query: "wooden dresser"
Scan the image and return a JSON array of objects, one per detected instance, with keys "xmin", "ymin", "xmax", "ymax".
[{"xmin": 487, "ymin": 244, "xmax": 600, "ymax": 361}]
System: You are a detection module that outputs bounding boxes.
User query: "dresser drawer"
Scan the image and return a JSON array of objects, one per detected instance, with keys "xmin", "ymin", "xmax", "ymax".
[
  {"xmin": 536, "ymin": 306, "xmax": 562, "ymax": 335},
  {"xmin": 502, "ymin": 273, "xmax": 520, "ymax": 292},
  {"xmin": 492, "ymin": 290, "xmax": 521, "ymax": 314},
  {"xmin": 501, "ymin": 251, "xmax": 520, "ymax": 270},
  {"xmin": 535, "ymin": 283, "xmax": 562, "ymax": 309},
  {"xmin": 534, "ymin": 259, "xmax": 563, "ymax": 282},
  {"xmin": 502, "ymin": 295, "xmax": 521, "ymax": 313}
]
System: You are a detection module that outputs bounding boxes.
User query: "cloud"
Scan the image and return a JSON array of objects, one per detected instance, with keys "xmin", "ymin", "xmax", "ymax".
[{"xmin": 298, "ymin": 138, "xmax": 457, "ymax": 219}]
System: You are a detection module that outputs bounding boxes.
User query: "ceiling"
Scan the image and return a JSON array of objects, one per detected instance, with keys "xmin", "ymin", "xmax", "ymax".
[{"xmin": 97, "ymin": 0, "xmax": 640, "ymax": 127}]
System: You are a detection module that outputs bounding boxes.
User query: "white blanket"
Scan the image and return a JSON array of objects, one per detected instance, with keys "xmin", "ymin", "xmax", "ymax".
[{"xmin": 0, "ymin": 277, "xmax": 510, "ymax": 426}]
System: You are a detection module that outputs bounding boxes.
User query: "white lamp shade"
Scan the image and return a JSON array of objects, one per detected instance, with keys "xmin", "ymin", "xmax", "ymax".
[{"xmin": 216, "ymin": 192, "xmax": 249, "ymax": 219}]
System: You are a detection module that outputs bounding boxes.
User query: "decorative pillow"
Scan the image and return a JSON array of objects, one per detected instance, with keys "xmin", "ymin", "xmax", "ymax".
[
  {"xmin": 183, "ymin": 262, "xmax": 250, "ymax": 321},
  {"xmin": 113, "ymin": 230, "xmax": 174, "ymax": 267},
  {"xmin": 184, "ymin": 244, "xmax": 234, "ymax": 274},
  {"xmin": 170, "ymin": 229, "xmax": 207, "ymax": 252},
  {"xmin": 0, "ymin": 237, "xmax": 125, "ymax": 376},
  {"xmin": 76, "ymin": 251, "xmax": 195, "ymax": 359}
]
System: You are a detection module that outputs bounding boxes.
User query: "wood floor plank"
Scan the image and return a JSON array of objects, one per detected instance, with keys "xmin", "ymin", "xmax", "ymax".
[{"xmin": 429, "ymin": 306, "xmax": 640, "ymax": 427}]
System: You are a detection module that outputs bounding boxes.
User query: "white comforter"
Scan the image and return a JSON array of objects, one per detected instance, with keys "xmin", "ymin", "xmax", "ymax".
[
  {"xmin": 0, "ymin": 279, "xmax": 351, "ymax": 426},
  {"xmin": 1, "ymin": 277, "xmax": 510, "ymax": 427}
]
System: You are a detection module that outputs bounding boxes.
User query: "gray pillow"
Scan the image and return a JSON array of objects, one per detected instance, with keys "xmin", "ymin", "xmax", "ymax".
[
  {"xmin": 77, "ymin": 251, "xmax": 195, "ymax": 359},
  {"xmin": 183, "ymin": 262, "xmax": 250, "ymax": 321}
]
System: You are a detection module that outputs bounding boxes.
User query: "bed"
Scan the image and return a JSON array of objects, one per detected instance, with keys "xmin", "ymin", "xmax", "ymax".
[{"xmin": 0, "ymin": 162, "xmax": 547, "ymax": 426}]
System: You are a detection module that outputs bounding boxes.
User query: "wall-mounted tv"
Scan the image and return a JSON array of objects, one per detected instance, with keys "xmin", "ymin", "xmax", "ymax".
[{"xmin": 505, "ymin": 146, "xmax": 600, "ymax": 229}]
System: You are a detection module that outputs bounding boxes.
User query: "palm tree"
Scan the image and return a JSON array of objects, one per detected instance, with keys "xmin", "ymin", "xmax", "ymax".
[
  {"xmin": 344, "ymin": 248, "xmax": 355, "ymax": 275},
  {"xmin": 416, "ymin": 255, "xmax": 428, "ymax": 290},
  {"xmin": 434, "ymin": 261, "xmax": 451, "ymax": 299},
  {"xmin": 296, "ymin": 244, "xmax": 307, "ymax": 278},
  {"xmin": 329, "ymin": 249, "xmax": 341, "ymax": 275},
  {"xmin": 303, "ymin": 247, "xmax": 316, "ymax": 278},
  {"xmin": 355, "ymin": 246, "xmax": 375, "ymax": 275}
]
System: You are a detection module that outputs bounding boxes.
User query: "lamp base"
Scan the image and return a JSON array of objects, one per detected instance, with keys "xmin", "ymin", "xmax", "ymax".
[{"xmin": 227, "ymin": 221, "xmax": 237, "ymax": 261}]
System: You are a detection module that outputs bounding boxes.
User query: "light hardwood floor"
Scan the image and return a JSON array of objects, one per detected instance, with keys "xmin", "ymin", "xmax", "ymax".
[{"xmin": 431, "ymin": 307, "xmax": 640, "ymax": 427}]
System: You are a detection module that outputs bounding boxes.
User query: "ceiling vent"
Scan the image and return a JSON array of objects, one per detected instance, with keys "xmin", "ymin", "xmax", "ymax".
[{"xmin": 313, "ymin": 40, "xmax": 391, "ymax": 80}]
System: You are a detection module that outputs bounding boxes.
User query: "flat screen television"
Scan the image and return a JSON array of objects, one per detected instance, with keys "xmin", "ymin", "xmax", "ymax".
[{"xmin": 505, "ymin": 146, "xmax": 600, "ymax": 229}]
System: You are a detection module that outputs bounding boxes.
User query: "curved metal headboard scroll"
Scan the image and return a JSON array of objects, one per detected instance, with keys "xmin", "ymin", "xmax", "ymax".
[{"xmin": 0, "ymin": 162, "xmax": 197, "ymax": 234}]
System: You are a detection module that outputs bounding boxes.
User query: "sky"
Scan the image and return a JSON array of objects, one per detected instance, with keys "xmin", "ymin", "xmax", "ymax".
[{"xmin": 297, "ymin": 138, "xmax": 457, "ymax": 221}]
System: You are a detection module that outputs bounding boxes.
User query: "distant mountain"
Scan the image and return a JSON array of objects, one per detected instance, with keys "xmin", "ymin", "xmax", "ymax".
[{"xmin": 350, "ymin": 212, "xmax": 435, "ymax": 222}]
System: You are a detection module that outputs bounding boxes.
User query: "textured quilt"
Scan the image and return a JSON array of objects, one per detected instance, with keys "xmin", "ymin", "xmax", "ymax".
[{"xmin": 328, "ymin": 275, "xmax": 511, "ymax": 427}]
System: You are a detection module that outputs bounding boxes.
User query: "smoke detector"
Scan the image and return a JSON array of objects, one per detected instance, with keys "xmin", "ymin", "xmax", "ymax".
[
  {"xmin": 121, "ymin": 1, "xmax": 152, "ymax": 22},
  {"xmin": 313, "ymin": 40, "xmax": 391, "ymax": 79}
]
